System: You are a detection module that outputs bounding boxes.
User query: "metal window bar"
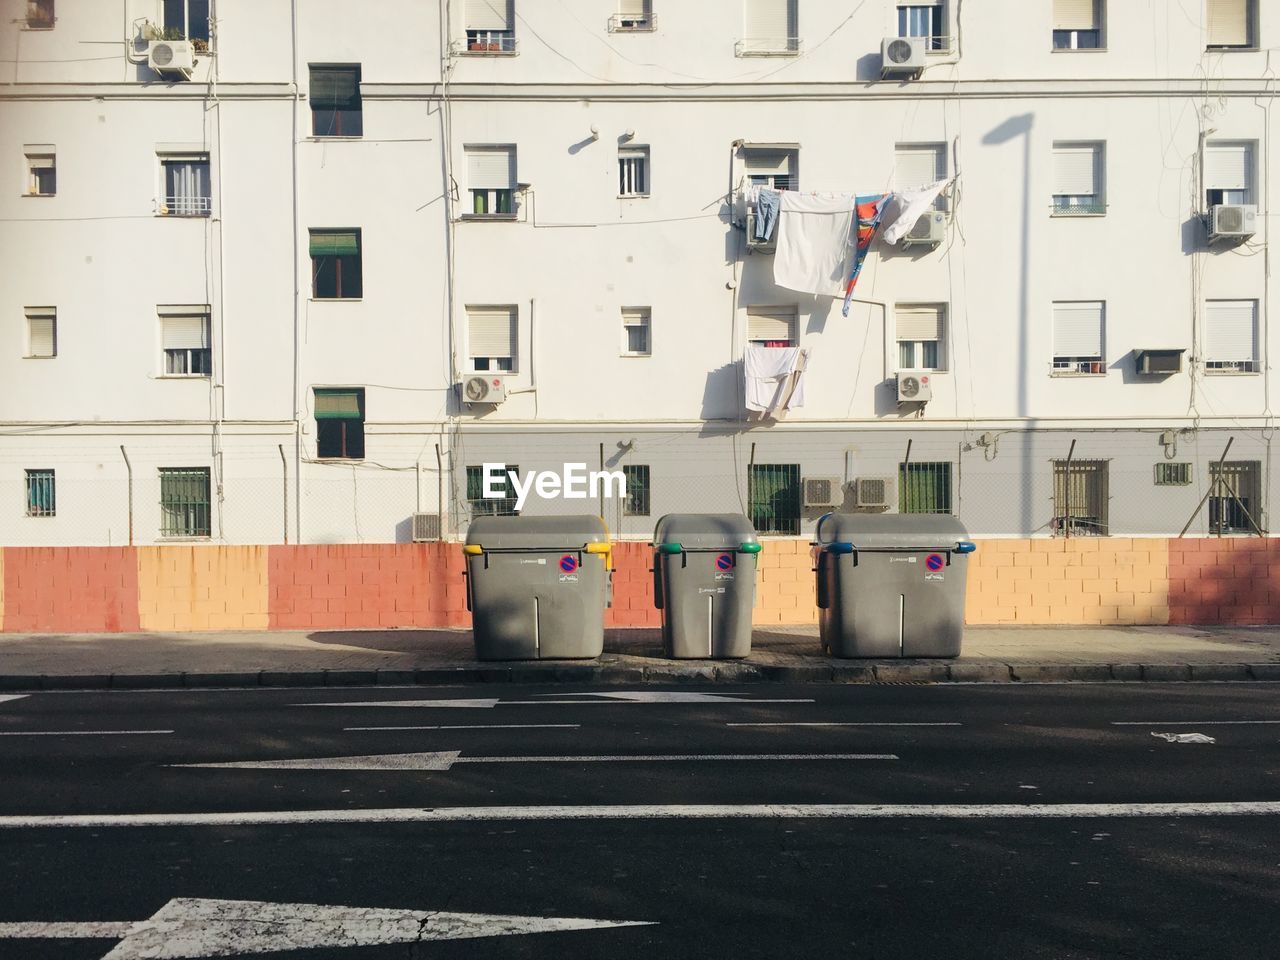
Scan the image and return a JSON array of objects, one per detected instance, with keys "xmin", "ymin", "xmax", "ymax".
[
  {"xmin": 749, "ymin": 173, "xmax": 796, "ymax": 192},
  {"xmin": 470, "ymin": 189, "xmax": 514, "ymax": 215},
  {"xmin": 466, "ymin": 464, "xmax": 520, "ymax": 517},
  {"xmin": 1051, "ymin": 195, "xmax": 1105, "ymax": 216},
  {"xmin": 1052, "ymin": 459, "xmax": 1108, "ymax": 536},
  {"xmin": 608, "ymin": 11, "xmax": 655, "ymax": 31},
  {"xmin": 898, "ymin": 4, "xmax": 948, "ymax": 51},
  {"xmin": 465, "ymin": 29, "xmax": 516, "ymax": 52},
  {"xmin": 159, "ymin": 468, "xmax": 211, "ymax": 538},
  {"xmin": 748, "ymin": 464, "xmax": 801, "ymax": 535},
  {"xmin": 25, "ymin": 469, "xmax": 55, "ymax": 517},
  {"xmin": 899, "ymin": 462, "xmax": 952, "ymax": 514},
  {"xmin": 1052, "ymin": 357, "xmax": 1106, "ymax": 374},
  {"xmin": 1205, "ymin": 360, "xmax": 1259, "ymax": 373},
  {"xmin": 623, "ymin": 465, "xmax": 651, "ymax": 516},
  {"xmin": 619, "ymin": 156, "xmax": 647, "ymax": 196},
  {"xmin": 1209, "ymin": 461, "xmax": 1264, "ymax": 535}
]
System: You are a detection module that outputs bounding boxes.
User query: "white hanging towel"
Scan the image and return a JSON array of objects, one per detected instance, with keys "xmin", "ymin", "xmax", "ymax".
[
  {"xmin": 881, "ymin": 178, "xmax": 952, "ymax": 245},
  {"xmin": 773, "ymin": 193, "xmax": 856, "ymax": 297},
  {"xmin": 744, "ymin": 345, "xmax": 808, "ymax": 417}
]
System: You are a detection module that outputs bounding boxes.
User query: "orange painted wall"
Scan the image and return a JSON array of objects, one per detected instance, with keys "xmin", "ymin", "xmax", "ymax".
[
  {"xmin": 1, "ymin": 547, "xmax": 140, "ymax": 633},
  {"xmin": 137, "ymin": 546, "xmax": 270, "ymax": 632}
]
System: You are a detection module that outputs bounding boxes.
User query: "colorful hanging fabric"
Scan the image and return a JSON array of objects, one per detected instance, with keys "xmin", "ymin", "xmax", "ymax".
[{"xmin": 841, "ymin": 194, "xmax": 890, "ymax": 317}]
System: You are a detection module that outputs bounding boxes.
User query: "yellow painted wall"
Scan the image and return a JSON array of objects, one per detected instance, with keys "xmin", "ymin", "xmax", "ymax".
[
  {"xmin": 754, "ymin": 539, "xmax": 819, "ymax": 625},
  {"xmin": 136, "ymin": 546, "xmax": 270, "ymax": 632}
]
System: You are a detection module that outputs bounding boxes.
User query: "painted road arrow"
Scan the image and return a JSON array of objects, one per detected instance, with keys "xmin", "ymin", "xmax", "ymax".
[
  {"xmin": 0, "ymin": 695, "xmax": 28, "ymax": 705},
  {"xmin": 0, "ymin": 897, "xmax": 653, "ymax": 959},
  {"xmin": 301, "ymin": 691, "xmax": 813, "ymax": 709},
  {"xmin": 173, "ymin": 751, "xmax": 896, "ymax": 771}
]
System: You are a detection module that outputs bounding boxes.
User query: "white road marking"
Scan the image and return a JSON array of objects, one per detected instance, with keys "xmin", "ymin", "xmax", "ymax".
[
  {"xmin": 0, "ymin": 730, "xmax": 174, "ymax": 737},
  {"xmin": 539, "ymin": 691, "xmax": 815, "ymax": 704},
  {"xmin": 2, "ymin": 802, "xmax": 1279, "ymax": 830},
  {"xmin": 1152, "ymin": 732, "xmax": 1216, "ymax": 744},
  {"xmin": 1113, "ymin": 720, "xmax": 1280, "ymax": 726},
  {"xmin": 172, "ymin": 751, "xmax": 896, "ymax": 772},
  {"xmin": 0, "ymin": 695, "xmax": 29, "ymax": 705},
  {"xmin": 727, "ymin": 722, "xmax": 961, "ymax": 727},
  {"xmin": 0, "ymin": 897, "xmax": 653, "ymax": 958},
  {"xmin": 304, "ymin": 692, "xmax": 814, "ymax": 709},
  {"xmin": 343, "ymin": 724, "xmax": 581, "ymax": 731}
]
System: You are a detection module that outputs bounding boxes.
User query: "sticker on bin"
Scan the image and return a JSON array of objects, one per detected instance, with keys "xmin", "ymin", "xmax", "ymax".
[
  {"xmin": 925, "ymin": 553, "xmax": 945, "ymax": 572},
  {"xmin": 559, "ymin": 554, "xmax": 579, "ymax": 574},
  {"xmin": 715, "ymin": 553, "xmax": 735, "ymax": 571}
]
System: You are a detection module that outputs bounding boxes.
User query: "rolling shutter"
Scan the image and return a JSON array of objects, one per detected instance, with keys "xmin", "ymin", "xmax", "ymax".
[
  {"xmin": 309, "ymin": 230, "xmax": 360, "ymax": 257},
  {"xmin": 27, "ymin": 312, "xmax": 55, "ymax": 357},
  {"xmin": 1205, "ymin": 300, "xmax": 1257, "ymax": 363},
  {"xmin": 314, "ymin": 389, "xmax": 363, "ymax": 420},
  {"xmin": 745, "ymin": 0, "xmax": 794, "ymax": 39},
  {"xmin": 619, "ymin": 0, "xmax": 651, "ymax": 13},
  {"xmin": 466, "ymin": 0, "xmax": 512, "ymax": 30},
  {"xmin": 1205, "ymin": 142, "xmax": 1253, "ymax": 192},
  {"xmin": 1207, "ymin": 0, "xmax": 1248, "ymax": 46},
  {"xmin": 1053, "ymin": 0, "xmax": 1097, "ymax": 30},
  {"xmin": 747, "ymin": 307, "xmax": 796, "ymax": 343},
  {"xmin": 896, "ymin": 305, "xmax": 943, "ymax": 342},
  {"xmin": 161, "ymin": 314, "xmax": 209, "ymax": 350},
  {"xmin": 467, "ymin": 147, "xmax": 516, "ymax": 190},
  {"xmin": 1052, "ymin": 144, "xmax": 1100, "ymax": 196},
  {"xmin": 894, "ymin": 145, "xmax": 945, "ymax": 191},
  {"xmin": 1053, "ymin": 301, "xmax": 1104, "ymax": 358},
  {"xmin": 468, "ymin": 308, "xmax": 517, "ymax": 359}
]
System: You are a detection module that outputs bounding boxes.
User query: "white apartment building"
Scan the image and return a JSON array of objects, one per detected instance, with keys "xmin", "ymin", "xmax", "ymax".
[{"xmin": 0, "ymin": 0, "xmax": 1275, "ymax": 545}]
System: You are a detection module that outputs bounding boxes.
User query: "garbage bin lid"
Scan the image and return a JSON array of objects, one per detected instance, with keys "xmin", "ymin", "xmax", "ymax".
[
  {"xmin": 814, "ymin": 512, "xmax": 971, "ymax": 551},
  {"xmin": 465, "ymin": 514, "xmax": 609, "ymax": 549},
  {"xmin": 652, "ymin": 513, "xmax": 760, "ymax": 551}
]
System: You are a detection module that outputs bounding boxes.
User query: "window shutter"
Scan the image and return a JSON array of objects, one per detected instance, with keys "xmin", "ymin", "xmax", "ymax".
[
  {"xmin": 894, "ymin": 145, "xmax": 945, "ymax": 191},
  {"xmin": 619, "ymin": 0, "xmax": 650, "ymax": 13},
  {"xmin": 309, "ymin": 66, "xmax": 361, "ymax": 109},
  {"xmin": 1205, "ymin": 142, "xmax": 1252, "ymax": 191},
  {"xmin": 1053, "ymin": 0, "xmax": 1097, "ymax": 30},
  {"xmin": 745, "ymin": 0, "xmax": 793, "ymax": 39},
  {"xmin": 466, "ymin": 0, "xmax": 512, "ymax": 30},
  {"xmin": 27, "ymin": 313, "xmax": 55, "ymax": 357},
  {"xmin": 161, "ymin": 315, "xmax": 209, "ymax": 350},
  {"xmin": 309, "ymin": 230, "xmax": 360, "ymax": 257},
  {"xmin": 744, "ymin": 150, "xmax": 794, "ymax": 175},
  {"xmin": 896, "ymin": 305, "xmax": 943, "ymax": 342},
  {"xmin": 1205, "ymin": 300, "xmax": 1257, "ymax": 363},
  {"xmin": 747, "ymin": 307, "xmax": 796, "ymax": 343},
  {"xmin": 469, "ymin": 308, "xmax": 517, "ymax": 358},
  {"xmin": 1052, "ymin": 144, "xmax": 1100, "ymax": 196},
  {"xmin": 1053, "ymin": 302, "xmax": 1104, "ymax": 357},
  {"xmin": 467, "ymin": 147, "xmax": 516, "ymax": 190},
  {"xmin": 26, "ymin": 154, "xmax": 54, "ymax": 169},
  {"xmin": 314, "ymin": 389, "xmax": 363, "ymax": 420},
  {"xmin": 1207, "ymin": 0, "xmax": 1248, "ymax": 46}
]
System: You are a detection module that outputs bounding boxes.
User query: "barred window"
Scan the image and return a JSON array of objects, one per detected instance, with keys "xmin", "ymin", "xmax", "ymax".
[
  {"xmin": 25, "ymin": 469, "xmax": 55, "ymax": 517},
  {"xmin": 467, "ymin": 464, "xmax": 520, "ymax": 516},
  {"xmin": 618, "ymin": 147, "xmax": 650, "ymax": 197},
  {"xmin": 159, "ymin": 467, "xmax": 211, "ymax": 539},
  {"xmin": 623, "ymin": 464, "xmax": 650, "ymax": 516},
  {"xmin": 899, "ymin": 462, "xmax": 952, "ymax": 514},
  {"xmin": 1209, "ymin": 460, "xmax": 1263, "ymax": 534},
  {"xmin": 1052, "ymin": 459, "xmax": 1108, "ymax": 536},
  {"xmin": 749, "ymin": 463, "xmax": 800, "ymax": 535}
]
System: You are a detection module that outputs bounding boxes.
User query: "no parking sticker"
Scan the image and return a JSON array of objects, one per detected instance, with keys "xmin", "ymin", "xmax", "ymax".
[
  {"xmin": 715, "ymin": 553, "xmax": 735, "ymax": 571},
  {"xmin": 559, "ymin": 554, "xmax": 579, "ymax": 574},
  {"xmin": 925, "ymin": 553, "xmax": 945, "ymax": 572}
]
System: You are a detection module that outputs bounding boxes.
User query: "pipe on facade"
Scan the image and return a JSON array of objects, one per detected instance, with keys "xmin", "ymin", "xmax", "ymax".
[
  {"xmin": 435, "ymin": 442, "xmax": 444, "ymax": 541},
  {"xmin": 278, "ymin": 443, "xmax": 288, "ymax": 544},
  {"xmin": 290, "ymin": 0, "xmax": 303, "ymax": 543},
  {"xmin": 120, "ymin": 444, "xmax": 133, "ymax": 546}
]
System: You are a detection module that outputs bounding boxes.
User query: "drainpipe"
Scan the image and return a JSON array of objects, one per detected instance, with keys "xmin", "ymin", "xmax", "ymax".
[
  {"xmin": 435, "ymin": 442, "xmax": 444, "ymax": 540},
  {"xmin": 120, "ymin": 444, "xmax": 134, "ymax": 546},
  {"xmin": 278, "ymin": 443, "xmax": 288, "ymax": 544}
]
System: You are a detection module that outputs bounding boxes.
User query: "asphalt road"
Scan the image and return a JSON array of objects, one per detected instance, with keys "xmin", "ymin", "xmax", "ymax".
[{"xmin": 1, "ymin": 682, "xmax": 1278, "ymax": 959}]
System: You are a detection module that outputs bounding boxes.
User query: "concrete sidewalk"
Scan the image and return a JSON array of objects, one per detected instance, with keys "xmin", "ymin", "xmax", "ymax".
[{"xmin": 1, "ymin": 624, "xmax": 1279, "ymax": 689}]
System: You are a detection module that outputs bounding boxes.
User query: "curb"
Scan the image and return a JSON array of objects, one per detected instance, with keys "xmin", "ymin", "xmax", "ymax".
[{"xmin": 1, "ymin": 661, "xmax": 1278, "ymax": 691}]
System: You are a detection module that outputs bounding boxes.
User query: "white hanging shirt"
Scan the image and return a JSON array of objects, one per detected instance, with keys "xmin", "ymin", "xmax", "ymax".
[{"xmin": 773, "ymin": 193, "xmax": 856, "ymax": 297}]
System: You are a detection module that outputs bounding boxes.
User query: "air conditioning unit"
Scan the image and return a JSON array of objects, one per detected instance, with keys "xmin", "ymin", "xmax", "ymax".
[
  {"xmin": 896, "ymin": 370, "xmax": 933, "ymax": 403},
  {"xmin": 855, "ymin": 476, "xmax": 893, "ymax": 509},
  {"xmin": 881, "ymin": 36, "xmax": 926, "ymax": 79},
  {"xmin": 1135, "ymin": 348, "xmax": 1185, "ymax": 376},
  {"xmin": 1210, "ymin": 204, "xmax": 1257, "ymax": 241},
  {"xmin": 148, "ymin": 40, "xmax": 196, "ymax": 79},
  {"xmin": 803, "ymin": 476, "xmax": 844, "ymax": 509},
  {"xmin": 460, "ymin": 374, "xmax": 507, "ymax": 406},
  {"xmin": 411, "ymin": 513, "xmax": 442, "ymax": 542},
  {"xmin": 744, "ymin": 209, "xmax": 776, "ymax": 253},
  {"xmin": 900, "ymin": 210, "xmax": 946, "ymax": 249}
]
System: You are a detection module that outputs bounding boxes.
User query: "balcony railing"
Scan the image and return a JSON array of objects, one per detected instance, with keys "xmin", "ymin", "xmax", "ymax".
[
  {"xmin": 1051, "ymin": 197, "xmax": 1106, "ymax": 216},
  {"xmin": 735, "ymin": 37, "xmax": 802, "ymax": 56},
  {"xmin": 461, "ymin": 31, "xmax": 518, "ymax": 54},
  {"xmin": 1052, "ymin": 358, "xmax": 1106, "ymax": 375},
  {"xmin": 159, "ymin": 195, "xmax": 211, "ymax": 216},
  {"xmin": 1206, "ymin": 360, "xmax": 1259, "ymax": 373},
  {"xmin": 608, "ymin": 12, "xmax": 656, "ymax": 32}
]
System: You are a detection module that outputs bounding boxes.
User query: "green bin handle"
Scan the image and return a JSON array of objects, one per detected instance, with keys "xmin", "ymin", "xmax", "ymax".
[
  {"xmin": 657, "ymin": 542, "xmax": 683, "ymax": 554},
  {"xmin": 738, "ymin": 542, "xmax": 762, "ymax": 554}
]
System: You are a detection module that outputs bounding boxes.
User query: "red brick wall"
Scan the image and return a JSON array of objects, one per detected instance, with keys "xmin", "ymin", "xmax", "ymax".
[
  {"xmin": 1, "ymin": 547, "xmax": 141, "ymax": 633},
  {"xmin": 1168, "ymin": 537, "xmax": 1280, "ymax": 625}
]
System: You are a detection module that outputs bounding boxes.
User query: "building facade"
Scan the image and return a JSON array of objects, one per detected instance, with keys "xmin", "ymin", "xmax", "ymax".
[{"xmin": 1, "ymin": 0, "xmax": 1275, "ymax": 546}]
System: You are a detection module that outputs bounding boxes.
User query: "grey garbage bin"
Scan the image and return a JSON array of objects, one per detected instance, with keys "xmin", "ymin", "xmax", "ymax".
[
  {"xmin": 652, "ymin": 514, "xmax": 761, "ymax": 659},
  {"xmin": 463, "ymin": 515, "xmax": 612, "ymax": 661},
  {"xmin": 813, "ymin": 513, "xmax": 975, "ymax": 659}
]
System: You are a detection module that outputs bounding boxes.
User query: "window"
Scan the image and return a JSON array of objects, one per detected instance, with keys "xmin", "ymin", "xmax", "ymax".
[
  {"xmin": 619, "ymin": 146, "xmax": 650, "ymax": 197},
  {"xmin": 1052, "ymin": 0, "xmax": 1102, "ymax": 48},
  {"xmin": 465, "ymin": 0, "xmax": 516, "ymax": 52},
  {"xmin": 899, "ymin": 462, "xmax": 952, "ymax": 514},
  {"xmin": 25, "ymin": 148, "xmax": 55, "ymax": 196},
  {"xmin": 162, "ymin": 0, "xmax": 209, "ymax": 47},
  {"xmin": 894, "ymin": 143, "xmax": 947, "ymax": 210},
  {"xmin": 467, "ymin": 306, "xmax": 517, "ymax": 372},
  {"xmin": 622, "ymin": 307, "xmax": 651, "ymax": 356},
  {"xmin": 159, "ymin": 155, "xmax": 210, "ymax": 216},
  {"xmin": 160, "ymin": 309, "xmax": 211, "ymax": 376},
  {"xmin": 896, "ymin": 304, "xmax": 946, "ymax": 370},
  {"xmin": 314, "ymin": 388, "xmax": 365, "ymax": 460},
  {"xmin": 1204, "ymin": 300, "xmax": 1258, "ymax": 373},
  {"xmin": 1209, "ymin": 461, "xmax": 1263, "ymax": 533},
  {"xmin": 1052, "ymin": 142, "xmax": 1105, "ymax": 215},
  {"xmin": 310, "ymin": 229, "xmax": 362, "ymax": 299},
  {"xmin": 610, "ymin": 0, "xmax": 654, "ymax": 31},
  {"xmin": 1154, "ymin": 462, "xmax": 1192, "ymax": 486},
  {"xmin": 1206, "ymin": 0, "xmax": 1255, "ymax": 49},
  {"xmin": 738, "ymin": 0, "xmax": 798, "ymax": 54},
  {"xmin": 899, "ymin": 0, "xmax": 947, "ymax": 52},
  {"xmin": 159, "ymin": 467, "xmax": 211, "ymax": 539},
  {"xmin": 747, "ymin": 306, "xmax": 797, "ymax": 347},
  {"xmin": 309, "ymin": 65, "xmax": 362, "ymax": 137},
  {"xmin": 24, "ymin": 307, "xmax": 56, "ymax": 358},
  {"xmin": 749, "ymin": 463, "xmax": 801, "ymax": 535},
  {"xmin": 1052, "ymin": 459, "xmax": 1108, "ymax": 536},
  {"xmin": 26, "ymin": 0, "xmax": 54, "ymax": 28},
  {"xmin": 1052, "ymin": 301, "xmax": 1105, "ymax": 374},
  {"xmin": 623, "ymin": 464, "xmax": 651, "ymax": 516},
  {"xmin": 25, "ymin": 469, "xmax": 55, "ymax": 517},
  {"xmin": 466, "ymin": 146, "xmax": 516, "ymax": 216},
  {"xmin": 1205, "ymin": 141, "xmax": 1255, "ymax": 207},
  {"xmin": 744, "ymin": 147, "xmax": 797, "ymax": 192},
  {"xmin": 466, "ymin": 464, "xmax": 520, "ymax": 516}
]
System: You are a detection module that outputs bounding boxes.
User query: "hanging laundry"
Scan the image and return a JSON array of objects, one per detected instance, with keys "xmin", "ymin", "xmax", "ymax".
[
  {"xmin": 754, "ymin": 188, "xmax": 781, "ymax": 241},
  {"xmin": 881, "ymin": 178, "xmax": 952, "ymax": 245},
  {"xmin": 841, "ymin": 194, "xmax": 890, "ymax": 317},
  {"xmin": 772, "ymin": 192, "xmax": 856, "ymax": 297},
  {"xmin": 745, "ymin": 344, "xmax": 808, "ymax": 418}
]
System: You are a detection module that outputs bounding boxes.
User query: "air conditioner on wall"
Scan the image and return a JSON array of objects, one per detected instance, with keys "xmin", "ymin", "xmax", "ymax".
[
  {"xmin": 855, "ymin": 476, "xmax": 893, "ymax": 508},
  {"xmin": 148, "ymin": 40, "xmax": 195, "ymax": 79},
  {"xmin": 901, "ymin": 210, "xmax": 946, "ymax": 249},
  {"xmin": 1209, "ymin": 204, "xmax": 1257, "ymax": 241},
  {"xmin": 803, "ymin": 476, "xmax": 844, "ymax": 509},
  {"xmin": 460, "ymin": 375, "xmax": 507, "ymax": 406},
  {"xmin": 881, "ymin": 36, "xmax": 926, "ymax": 79},
  {"xmin": 897, "ymin": 371, "xmax": 932, "ymax": 403},
  {"xmin": 411, "ymin": 513, "xmax": 442, "ymax": 542}
]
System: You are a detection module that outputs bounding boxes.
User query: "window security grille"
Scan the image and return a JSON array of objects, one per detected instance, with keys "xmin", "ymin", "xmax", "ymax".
[
  {"xmin": 25, "ymin": 469, "xmax": 55, "ymax": 517},
  {"xmin": 159, "ymin": 467, "xmax": 211, "ymax": 538},
  {"xmin": 619, "ymin": 148, "xmax": 649, "ymax": 197},
  {"xmin": 623, "ymin": 464, "xmax": 651, "ymax": 516},
  {"xmin": 466, "ymin": 464, "xmax": 520, "ymax": 516},
  {"xmin": 160, "ymin": 157, "xmax": 211, "ymax": 216},
  {"xmin": 749, "ymin": 463, "xmax": 801, "ymax": 535},
  {"xmin": 1209, "ymin": 461, "xmax": 1263, "ymax": 534},
  {"xmin": 1154, "ymin": 462, "xmax": 1192, "ymax": 486},
  {"xmin": 1052, "ymin": 459, "xmax": 1108, "ymax": 536},
  {"xmin": 899, "ymin": 462, "xmax": 952, "ymax": 514}
]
